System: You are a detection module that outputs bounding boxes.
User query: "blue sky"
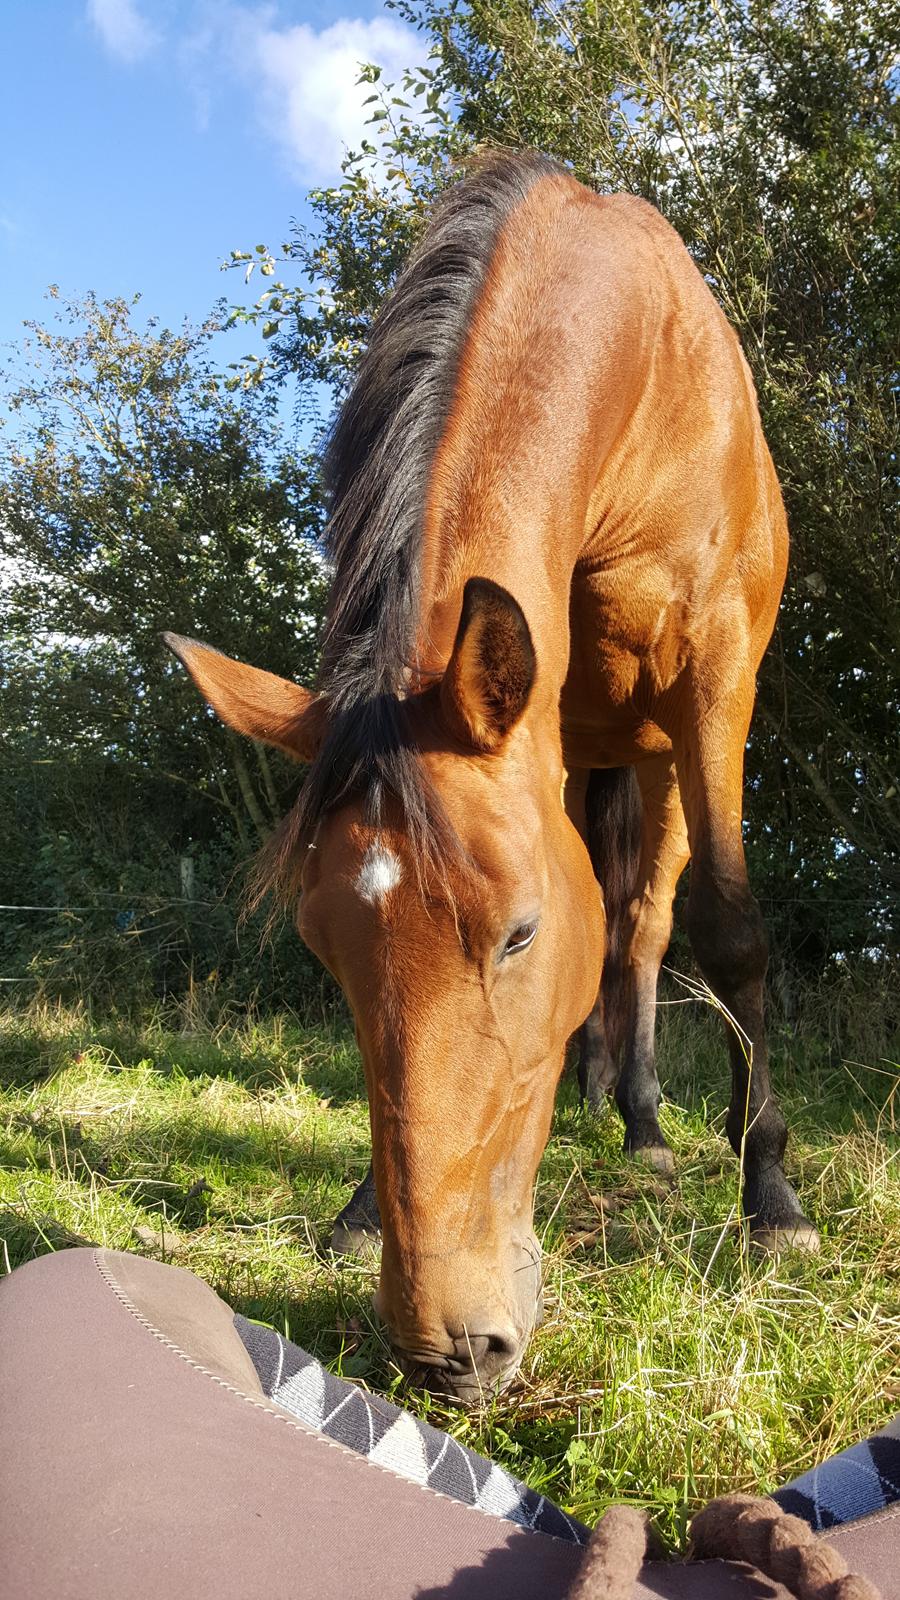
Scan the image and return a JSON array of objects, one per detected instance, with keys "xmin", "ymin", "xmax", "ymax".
[{"xmin": 1, "ymin": 1, "xmax": 427, "ymax": 414}]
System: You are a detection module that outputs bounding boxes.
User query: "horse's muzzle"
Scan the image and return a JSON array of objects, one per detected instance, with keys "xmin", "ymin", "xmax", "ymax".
[
  {"xmin": 378, "ymin": 1226, "xmax": 544, "ymax": 1402},
  {"xmin": 393, "ymin": 1328, "xmax": 526, "ymax": 1405}
]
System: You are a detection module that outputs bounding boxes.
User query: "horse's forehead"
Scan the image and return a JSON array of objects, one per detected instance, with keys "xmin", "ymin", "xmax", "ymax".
[{"xmin": 355, "ymin": 841, "xmax": 404, "ymax": 905}]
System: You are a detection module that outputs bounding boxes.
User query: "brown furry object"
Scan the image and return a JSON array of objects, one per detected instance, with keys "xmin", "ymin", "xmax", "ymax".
[
  {"xmin": 689, "ymin": 1495, "xmax": 881, "ymax": 1600},
  {"xmin": 571, "ymin": 1494, "xmax": 881, "ymax": 1599},
  {"xmin": 568, "ymin": 1506, "xmax": 648, "ymax": 1600}
]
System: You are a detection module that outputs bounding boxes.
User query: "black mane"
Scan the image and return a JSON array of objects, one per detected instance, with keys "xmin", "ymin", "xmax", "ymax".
[{"xmin": 265, "ymin": 151, "xmax": 561, "ymax": 900}]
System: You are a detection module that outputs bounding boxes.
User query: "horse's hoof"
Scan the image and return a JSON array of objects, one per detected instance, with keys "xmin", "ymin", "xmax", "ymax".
[
  {"xmin": 330, "ymin": 1219, "xmax": 382, "ymax": 1260},
  {"xmin": 624, "ymin": 1120, "xmax": 674, "ymax": 1175},
  {"xmin": 749, "ymin": 1220, "xmax": 821, "ymax": 1255},
  {"xmin": 637, "ymin": 1143, "xmax": 676, "ymax": 1176},
  {"xmin": 625, "ymin": 1137, "xmax": 675, "ymax": 1176}
]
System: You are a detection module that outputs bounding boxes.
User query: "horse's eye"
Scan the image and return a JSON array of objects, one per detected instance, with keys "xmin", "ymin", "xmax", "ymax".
[{"xmin": 503, "ymin": 921, "xmax": 538, "ymax": 957}]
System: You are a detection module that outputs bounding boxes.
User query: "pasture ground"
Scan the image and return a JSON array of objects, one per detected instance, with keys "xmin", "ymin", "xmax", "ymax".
[{"xmin": 1, "ymin": 995, "xmax": 897, "ymax": 1546}]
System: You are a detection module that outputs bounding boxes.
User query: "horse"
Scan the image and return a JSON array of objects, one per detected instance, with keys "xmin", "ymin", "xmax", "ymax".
[{"xmin": 166, "ymin": 151, "xmax": 819, "ymax": 1404}]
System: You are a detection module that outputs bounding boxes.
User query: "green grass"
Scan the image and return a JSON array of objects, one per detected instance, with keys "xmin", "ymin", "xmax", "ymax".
[{"xmin": 1, "ymin": 997, "xmax": 898, "ymax": 1546}]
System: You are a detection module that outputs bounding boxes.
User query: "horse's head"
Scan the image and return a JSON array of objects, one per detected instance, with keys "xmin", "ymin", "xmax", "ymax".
[{"xmin": 166, "ymin": 580, "xmax": 603, "ymax": 1401}]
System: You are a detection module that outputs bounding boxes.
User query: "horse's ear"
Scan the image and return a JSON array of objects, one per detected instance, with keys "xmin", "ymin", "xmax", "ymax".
[
  {"xmin": 440, "ymin": 578, "xmax": 536, "ymax": 752},
  {"xmin": 163, "ymin": 634, "xmax": 325, "ymax": 762}
]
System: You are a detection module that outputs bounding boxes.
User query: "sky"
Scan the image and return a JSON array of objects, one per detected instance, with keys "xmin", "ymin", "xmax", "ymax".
[{"xmin": 0, "ymin": 0, "xmax": 429, "ymax": 415}]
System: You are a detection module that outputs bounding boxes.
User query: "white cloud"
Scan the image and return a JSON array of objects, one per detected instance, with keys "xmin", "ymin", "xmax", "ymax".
[
  {"xmin": 87, "ymin": 0, "xmax": 159, "ymax": 65},
  {"xmin": 247, "ymin": 15, "xmax": 428, "ymax": 184},
  {"xmin": 84, "ymin": 3, "xmax": 431, "ymax": 184}
]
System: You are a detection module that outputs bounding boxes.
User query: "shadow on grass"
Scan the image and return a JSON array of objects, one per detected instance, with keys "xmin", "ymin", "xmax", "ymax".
[
  {"xmin": 4, "ymin": 1098, "xmax": 375, "ymax": 1249},
  {"xmin": 222, "ymin": 1270, "xmax": 389, "ymax": 1370},
  {"xmin": 0, "ymin": 1005, "xmax": 367, "ymax": 1099},
  {"xmin": 292, "ymin": 1040, "xmax": 367, "ymax": 1108},
  {"xmin": 0, "ymin": 1207, "xmax": 101, "ymax": 1270},
  {"xmin": 0, "ymin": 1026, "xmax": 74, "ymax": 1090},
  {"xmin": 0, "ymin": 1129, "xmax": 47, "ymax": 1172},
  {"xmin": 12, "ymin": 1102, "xmax": 370, "ymax": 1195}
]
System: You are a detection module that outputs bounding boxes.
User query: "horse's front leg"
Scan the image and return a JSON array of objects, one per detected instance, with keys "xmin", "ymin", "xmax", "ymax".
[
  {"xmin": 577, "ymin": 994, "xmax": 618, "ymax": 1109},
  {"xmin": 331, "ymin": 1164, "xmax": 381, "ymax": 1256},
  {"xmin": 675, "ymin": 669, "xmax": 819, "ymax": 1251},
  {"xmin": 564, "ymin": 766, "xmax": 619, "ymax": 1108},
  {"xmin": 573, "ymin": 759, "xmax": 686, "ymax": 1166},
  {"xmin": 614, "ymin": 757, "xmax": 690, "ymax": 1173}
]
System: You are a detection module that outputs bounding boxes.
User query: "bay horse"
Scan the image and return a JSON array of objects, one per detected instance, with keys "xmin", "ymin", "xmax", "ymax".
[{"xmin": 167, "ymin": 151, "xmax": 818, "ymax": 1404}]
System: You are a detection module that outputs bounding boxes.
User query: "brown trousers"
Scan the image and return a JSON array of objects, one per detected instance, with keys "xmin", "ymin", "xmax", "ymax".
[{"xmin": 1, "ymin": 1248, "xmax": 896, "ymax": 1600}]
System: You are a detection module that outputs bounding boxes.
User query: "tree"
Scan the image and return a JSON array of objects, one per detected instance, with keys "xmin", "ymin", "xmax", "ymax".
[
  {"xmin": 0, "ymin": 292, "xmax": 330, "ymax": 1004},
  {"xmin": 1, "ymin": 290, "xmax": 329, "ymax": 836}
]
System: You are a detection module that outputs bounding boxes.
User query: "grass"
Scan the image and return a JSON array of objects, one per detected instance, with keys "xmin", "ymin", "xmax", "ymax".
[{"xmin": 1, "ymin": 993, "xmax": 898, "ymax": 1546}]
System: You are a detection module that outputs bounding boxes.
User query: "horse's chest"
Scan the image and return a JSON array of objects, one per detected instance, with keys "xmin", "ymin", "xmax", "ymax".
[
  {"xmin": 561, "ymin": 567, "xmax": 693, "ymax": 764},
  {"xmin": 574, "ymin": 559, "xmax": 696, "ymax": 687}
]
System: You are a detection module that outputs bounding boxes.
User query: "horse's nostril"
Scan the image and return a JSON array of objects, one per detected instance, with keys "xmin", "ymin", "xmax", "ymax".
[
  {"xmin": 449, "ymin": 1328, "xmax": 520, "ymax": 1369},
  {"xmin": 460, "ymin": 1334, "xmax": 489, "ymax": 1366},
  {"xmin": 393, "ymin": 1323, "xmax": 525, "ymax": 1398},
  {"xmin": 485, "ymin": 1330, "xmax": 519, "ymax": 1360}
]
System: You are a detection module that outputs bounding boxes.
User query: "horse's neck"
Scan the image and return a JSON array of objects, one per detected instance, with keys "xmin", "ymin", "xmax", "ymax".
[
  {"xmin": 414, "ymin": 339, "xmax": 589, "ymax": 706},
  {"xmin": 415, "ymin": 514, "xmax": 573, "ymax": 698},
  {"xmin": 413, "ymin": 182, "xmax": 649, "ymax": 706}
]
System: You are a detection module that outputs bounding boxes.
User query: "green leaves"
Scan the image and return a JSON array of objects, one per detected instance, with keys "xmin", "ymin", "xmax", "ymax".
[{"xmin": 0, "ymin": 291, "xmax": 330, "ymax": 878}]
